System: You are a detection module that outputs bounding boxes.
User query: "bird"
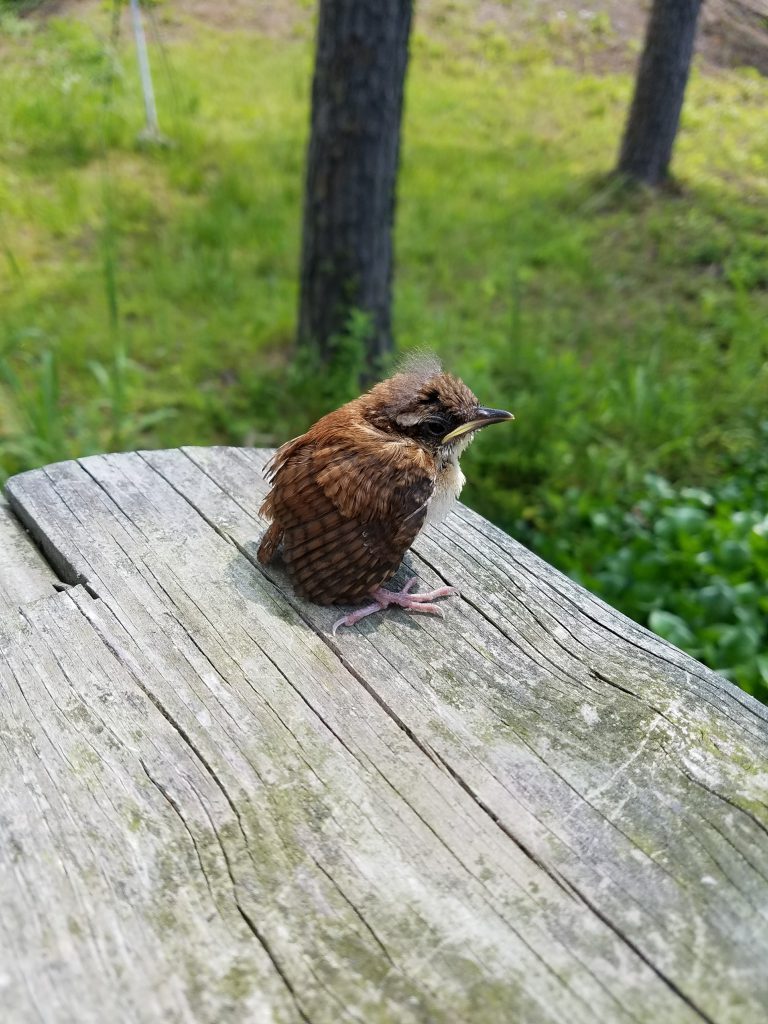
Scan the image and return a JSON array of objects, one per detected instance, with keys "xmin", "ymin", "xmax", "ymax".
[{"xmin": 257, "ymin": 354, "xmax": 513, "ymax": 634}]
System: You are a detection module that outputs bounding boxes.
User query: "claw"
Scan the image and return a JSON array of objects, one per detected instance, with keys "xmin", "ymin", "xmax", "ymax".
[
  {"xmin": 330, "ymin": 579, "xmax": 458, "ymax": 634},
  {"xmin": 404, "ymin": 602, "xmax": 444, "ymax": 616},
  {"xmin": 332, "ymin": 601, "xmax": 382, "ymax": 635}
]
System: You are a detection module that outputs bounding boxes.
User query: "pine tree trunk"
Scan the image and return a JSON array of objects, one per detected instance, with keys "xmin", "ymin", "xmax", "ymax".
[
  {"xmin": 617, "ymin": 0, "xmax": 703, "ymax": 187},
  {"xmin": 298, "ymin": 0, "xmax": 413, "ymax": 376}
]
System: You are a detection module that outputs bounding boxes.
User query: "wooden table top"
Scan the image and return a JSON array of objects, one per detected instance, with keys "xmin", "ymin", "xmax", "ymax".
[{"xmin": 1, "ymin": 447, "xmax": 766, "ymax": 1024}]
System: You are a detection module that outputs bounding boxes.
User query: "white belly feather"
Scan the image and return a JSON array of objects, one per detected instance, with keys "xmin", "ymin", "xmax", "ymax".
[{"xmin": 423, "ymin": 458, "xmax": 466, "ymax": 527}]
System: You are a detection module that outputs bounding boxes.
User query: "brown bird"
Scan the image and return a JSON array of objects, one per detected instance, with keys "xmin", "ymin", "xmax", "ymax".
[{"xmin": 257, "ymin": 355, "xmax": 513, "ymax": 633}]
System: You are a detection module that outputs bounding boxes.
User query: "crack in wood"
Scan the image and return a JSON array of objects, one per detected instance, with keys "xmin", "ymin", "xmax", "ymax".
[
  {"xmin": 140, "ymin": 758, "xmax": 220, "ymax": 905},
  {"xmin": 5, "ymin": 482, "xmax": 100, "ymax": 600},
  {"xmin": 453, "ymin": 506, "xmax": 768, "ymax": 731},
  {"xmin": 563, "ymin": 877, "xmax": 717, "ymax": 1024}
]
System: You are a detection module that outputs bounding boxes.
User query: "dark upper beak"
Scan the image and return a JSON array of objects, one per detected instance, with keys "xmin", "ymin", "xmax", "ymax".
[{"xmin": 441, "ymin": 406, "xmax": 514, "ymax": 444}]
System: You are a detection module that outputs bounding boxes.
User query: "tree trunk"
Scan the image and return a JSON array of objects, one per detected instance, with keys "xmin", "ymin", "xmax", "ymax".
[
  {"xmin": 617, "ymin": 0, "xmax": 703, "ymax": 187},
  {"xmin": 298, "ymin": 0, "xmax": 413, "ymax": 378}
]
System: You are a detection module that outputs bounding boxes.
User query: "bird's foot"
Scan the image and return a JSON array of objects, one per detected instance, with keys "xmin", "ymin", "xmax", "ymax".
[{"xmin": 331, "ymin": 577, "xmax": 458, "ymax": 635}]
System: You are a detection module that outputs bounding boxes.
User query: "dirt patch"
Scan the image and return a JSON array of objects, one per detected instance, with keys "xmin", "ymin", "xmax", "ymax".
[
  {"xmin": 23, "ymin": 0, "xmax": 312, "ymax": 40},
  {"xmin": 466, "ymin": 0, "xmax": 768, "ymax": 75},
  {"xmin": 701, "ymin": 0, "xmax": 768, "ymax": 74},
  {"xmin": 153, "ymin": 0, "xmax": 311, "ymax": 38},
  {"xmin": 465, "ymin": 0, "xmax": 649, "ymax": 75},
  {"xmin": 18, "ymin": 0, "xmax": 768, "ymax": 75}
]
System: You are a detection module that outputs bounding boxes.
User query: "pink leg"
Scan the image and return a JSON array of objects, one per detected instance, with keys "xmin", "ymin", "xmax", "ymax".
[{"xmin": 332, "ymin": 577, "xmax": 458, "ymax": 635}]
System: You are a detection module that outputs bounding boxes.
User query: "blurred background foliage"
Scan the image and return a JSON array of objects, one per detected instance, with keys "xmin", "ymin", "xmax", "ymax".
[{"xmin": 0, "ymin": 0, "xmax": 766, "ymax": 697}]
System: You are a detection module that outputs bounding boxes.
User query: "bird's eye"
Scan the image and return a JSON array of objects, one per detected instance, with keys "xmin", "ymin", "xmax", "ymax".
[{"xmin": 422, "ymin": 417, "xmax": 447, "ymax": 439}]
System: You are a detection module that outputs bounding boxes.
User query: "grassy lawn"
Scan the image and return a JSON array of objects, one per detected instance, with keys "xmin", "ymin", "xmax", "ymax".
[{"xmin": 1, "ymin": 1, "xmax": 767, "ymax": 695}]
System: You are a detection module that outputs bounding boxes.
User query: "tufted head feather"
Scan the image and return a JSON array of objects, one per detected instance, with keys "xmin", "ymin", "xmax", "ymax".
[{"xmin": 359, "ymin": 354, "xmax": 512, "ymax": 455}]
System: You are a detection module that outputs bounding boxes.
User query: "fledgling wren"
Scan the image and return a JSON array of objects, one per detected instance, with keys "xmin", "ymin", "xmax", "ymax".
[{"xmin": 257, "ymin": 355, "xmax": 513, "ymax": 633}]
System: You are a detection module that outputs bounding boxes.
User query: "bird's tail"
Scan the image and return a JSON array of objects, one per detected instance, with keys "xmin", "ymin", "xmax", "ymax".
[{"xmin": 257, "ymin": 520, "xmax": 283, "ymax": 565}]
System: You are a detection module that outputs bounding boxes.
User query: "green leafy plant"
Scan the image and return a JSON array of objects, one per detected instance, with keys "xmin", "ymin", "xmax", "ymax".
[{"xmin": 509, "ymin": 428, "xmax": 768, "ymax": 700}]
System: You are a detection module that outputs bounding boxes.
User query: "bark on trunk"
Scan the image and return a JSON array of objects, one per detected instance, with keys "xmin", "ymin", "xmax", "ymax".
[
  {"xmin": 617, "ymin": 0, "xmax": 703, "ymax": 187},
  {"xmin": 298, "ymin": 0, "xmax": 413, "ymax": 377}
]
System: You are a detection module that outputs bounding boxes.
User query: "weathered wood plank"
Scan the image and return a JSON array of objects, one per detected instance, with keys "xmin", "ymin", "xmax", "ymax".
[
  {"xmin": 3, "ymin": 453, "xmax": 681, "ymax": 1024},
  {"xmin": 170, "ymin": 446, "xmax": 768, "ymax": 1023},
  {"xmin": 3, "ymin": 448, "xmax": 767, "ymax": 1024},
  {"xmin": 0, "ymin": 587, "xmax": 300, "ymax": 1024},
  {"xmin": 0, "ymin": 493, "xmax": 57, "ymax": 637}
]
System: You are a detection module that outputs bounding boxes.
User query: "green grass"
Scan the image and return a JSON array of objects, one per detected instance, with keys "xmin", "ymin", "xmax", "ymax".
[{"xmin": 1, "ymin": 2, "xmax": 767, "ymax": 696}]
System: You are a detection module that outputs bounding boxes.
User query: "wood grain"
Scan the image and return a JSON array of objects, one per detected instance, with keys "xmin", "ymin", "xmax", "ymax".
[
  {"xmin": 0, "ymin": 493, "xmax": 57, "ymax": 639},
  {"xmin": 3, "ymin": 448, "xmax": 767, "ymax": 1024},
  {"xmin": 0, "ymin": 586, "xmax": 299, "ymax": 1024}
]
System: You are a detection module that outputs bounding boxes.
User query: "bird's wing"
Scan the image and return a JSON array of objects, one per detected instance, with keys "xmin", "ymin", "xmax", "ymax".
[{"xmin": 260, "ymin": 431, "xmax": 436, "ymax": 604}]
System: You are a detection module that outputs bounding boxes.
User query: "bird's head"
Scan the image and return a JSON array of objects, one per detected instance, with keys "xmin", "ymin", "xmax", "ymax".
[{"xmin": 362, "ymin": 354, "xmax": 514, "ymax": 462}]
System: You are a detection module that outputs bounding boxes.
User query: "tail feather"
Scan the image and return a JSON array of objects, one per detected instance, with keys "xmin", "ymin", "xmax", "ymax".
[{"xmin": 257, "ymin": 521, "xmax": 283, "ymax": 564}]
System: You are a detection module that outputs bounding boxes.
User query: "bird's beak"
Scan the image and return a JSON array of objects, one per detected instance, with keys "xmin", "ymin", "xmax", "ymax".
[{"xmin": 441, "ymin": 406, "xmax": 515, "ymax": 444}]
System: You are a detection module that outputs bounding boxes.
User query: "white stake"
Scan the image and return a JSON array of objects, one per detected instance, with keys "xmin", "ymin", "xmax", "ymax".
[{"xmin": 130, "ymin": 0, "xmax": 163, "ymax": 143}]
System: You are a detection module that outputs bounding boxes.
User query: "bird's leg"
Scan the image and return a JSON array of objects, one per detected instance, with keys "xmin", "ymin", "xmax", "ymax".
[{"xmin": 331, "ymin": 577, "xmax": 458, "ymax": 635}]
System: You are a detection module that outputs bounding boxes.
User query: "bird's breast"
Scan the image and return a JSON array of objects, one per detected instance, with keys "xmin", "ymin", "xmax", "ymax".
[{"xmin": 423, "ymin": 459, "xmax": 466, "ymax": 527}]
